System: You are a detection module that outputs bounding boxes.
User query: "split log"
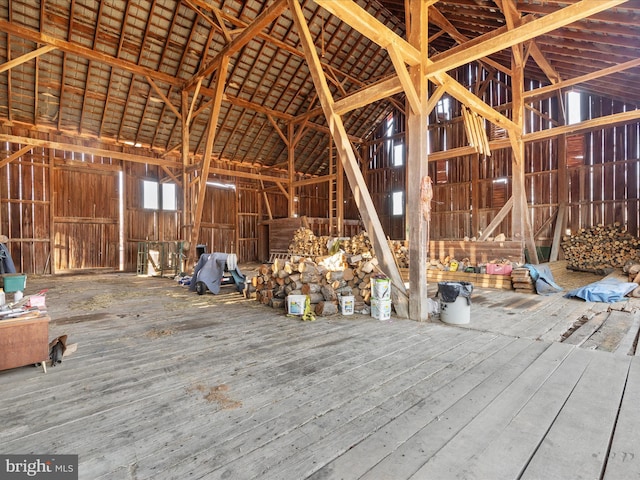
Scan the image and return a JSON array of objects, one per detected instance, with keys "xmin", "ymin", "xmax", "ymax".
[
  {"xmin": 307, "ymin": 292, "xmax": 325, "ymax": 304},
  {"xmin": 301, "ymin": 283, "xmax": 321, "ymax": 295},
  {"xmin": 315, "ymin": 301, "xmax": 338, "ymax": 316},
  {"xmin": 270, "ymin": 298, "xmax": 285, "ymax": 309},
  {"xmin": 321, "ymin": 284, "xmax": 337, "ymax": 301},
  {"xmin": 343, "ymin": 268, "xmax": 355, "ymax": 282}
]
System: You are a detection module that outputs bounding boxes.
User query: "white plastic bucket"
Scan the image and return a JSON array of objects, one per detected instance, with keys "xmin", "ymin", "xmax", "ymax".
[
  {"xmin": 287, "ymin": 295, "xmax": 307, "ymax": 315},
  {"xmin": 371, "ymin": 277, "xmax": 391, "ymax": 300},
  {"xmin": 439, "ymin": 295, "xmax": 471, "ymax": 325},
  {"xmin": 340, "ymin": 295, "xmax": 354, "ymax": 315},
  {"xmin": 371, "ymin": 298, "xmax": 392, "ymax": 320}
]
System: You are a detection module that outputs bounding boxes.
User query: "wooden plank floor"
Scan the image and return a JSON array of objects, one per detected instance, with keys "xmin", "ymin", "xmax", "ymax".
[{"xmin": 1, "ymin": 272, "xmax": 639, "ymax": 479}]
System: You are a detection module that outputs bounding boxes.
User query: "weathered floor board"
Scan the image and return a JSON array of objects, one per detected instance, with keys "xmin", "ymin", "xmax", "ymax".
[{"xmin": 0, "ymin": 273, "xmax": 639, "ymax": 480}]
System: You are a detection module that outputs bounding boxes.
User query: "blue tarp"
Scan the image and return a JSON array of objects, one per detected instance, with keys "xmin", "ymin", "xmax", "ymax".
[
  {"xmin": 564, "ymin": 277, "xmax": 637, "ymax": 303},
  {"xmin": 524, "ymin": 263, "xmax": 563, "ymax": 295}
]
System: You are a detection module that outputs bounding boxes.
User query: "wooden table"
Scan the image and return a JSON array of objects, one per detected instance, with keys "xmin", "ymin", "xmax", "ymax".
[{"xmin": 0, "ymin": 313, "xmax": 50, "ymax": 373}]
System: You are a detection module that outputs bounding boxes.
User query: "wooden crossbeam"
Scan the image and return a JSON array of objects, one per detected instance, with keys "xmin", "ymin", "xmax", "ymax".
[
  {"xmin": 0, "ymin": 146, "xmax": 33, "ymax": 169},
  {"xmin": 184, "ymin": 0, "xmax": 287, "ymax": 90},
  {"xmin": 428, "ymin": 0, "xmax": 627, "ymax": 78},
  {"xmin": 0, "ymin": 45, "xmax": 56, "ymax": 74}
]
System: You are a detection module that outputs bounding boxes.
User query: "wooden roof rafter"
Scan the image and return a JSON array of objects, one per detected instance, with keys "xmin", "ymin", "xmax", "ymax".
[
  {"xmin": 0, "ymin": 19, "xmax": 182, "ymax": 87},
  {"xmin": 153, "ymin": 8, "xmax": 215, "ymax": 153},
  {"xmin": 77, "ymin": 1, "xmax": 105, "ymax": 135},
  {"xmin": 116, "ymin": 0, "xmax": 157, "ymax": 145},
  {"xmin": 57, "ymin": 0, "xmax": 76, "ymax": 132},
  {"xmin": 218, "ymin": 14, "xmax": 287, "ymax": 164},
  {"xmin": 427, "ymin": 0, "xmax": 629, "ymax": 79},
  {"xmin": 183, "ymin": 0, "xmax": 288, "ymax": 91}
]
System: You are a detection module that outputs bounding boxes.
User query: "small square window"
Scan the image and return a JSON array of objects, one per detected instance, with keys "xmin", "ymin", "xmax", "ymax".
[
  {"xmin": 162, "ymin": 183, "xmax": 177, "ymax": 211},
  {"xmin": 392, "ymin": 191, "xmax": 404, "ymax": 216},
  {"xmin": 393, "ymin": 143, "xmax": 404, "ymax": 166},
  {"xmin": 143, "ymin": 180, "xmax": 159, "ymax": 209}
]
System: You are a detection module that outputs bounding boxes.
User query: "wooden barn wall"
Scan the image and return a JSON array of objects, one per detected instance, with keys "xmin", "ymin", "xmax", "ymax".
[
  {"xmin": 568, "ymin": 95, "xmax": 640, "ymax": 237},
  {"xmin": 197, "ymin": 182, "xmax": 237, "ymax": 256},
  {"xmin": 297, "ymin": 182, "xmax": 329, "ymax": 219},
  {"xmin": 362, "ymin": 111, "xmax": 407, "ymax": 240},
  {"xmin": 123, "ymin": 162, "xmax": 181, "ymax": 272},
  {"xmin": 361, "ymin": 66, "xmax": 640, "ymax": 251},
  {"xmin": 263, "ymin": 189, "xmax": 289, "ymax": 221},
  {"xmin": 53, "ymin": 162, "xmax": 119, "ymax": 272},
  {"xmin": 0, "ymin": 142, "xmax": 50, "ymax": 274},
  {"xmin": 237, "ymin": 180, "xmax": 259, "ymax": 263}
]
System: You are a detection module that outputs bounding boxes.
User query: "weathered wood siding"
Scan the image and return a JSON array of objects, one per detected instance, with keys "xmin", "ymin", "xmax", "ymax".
[
  {"xmin": 53, "ymin": 166, "xmax": 119, "ymax": 272},
  {"xmin": 0, "ymin": 143, "xmax": 50, "ymax": 273}
]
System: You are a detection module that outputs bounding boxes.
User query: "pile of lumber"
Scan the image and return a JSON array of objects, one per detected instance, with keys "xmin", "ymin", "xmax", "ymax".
[
  {"xmin": 561, "ymin": 223, "xmax": 640, "ymax": 273},
  {"xmin": 253, "ymin": 253, "xmax": 382, "ymax": 316},
  {"xmin": 511, "ymin": 267, "xmax": 536, "ymax": 294}
]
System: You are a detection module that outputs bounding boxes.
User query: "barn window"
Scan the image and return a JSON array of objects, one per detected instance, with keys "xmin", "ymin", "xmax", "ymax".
[
  {"xmin": 143, "ymin": 180, "xmax": 177, "ymax": 210},
  {"xmin": 143, "ymin": 180, "xmax": 159, "ymax": 209},
  {"xmin": 567, "ymin": 91, "xmax": 582, "ymax": 125},
  {"xmin": 393, "ymin": 142, "xmax": 404, "ymax": 166},
  {"xmin": 392, "ymin": 191, "xmax": 404, "ymax": 215},
  {"xmin": 161, "ymin": 183, "xmax": 177, "ymax": 211},
  {"xmin": 436, "ymin": 96, "xmax": 452, "ymax": 121}
]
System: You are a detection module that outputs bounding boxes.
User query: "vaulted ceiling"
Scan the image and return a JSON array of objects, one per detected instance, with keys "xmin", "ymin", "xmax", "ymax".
[{"xmin": 1, "ymin": 0, "xmax": 638, "ymax": 178}]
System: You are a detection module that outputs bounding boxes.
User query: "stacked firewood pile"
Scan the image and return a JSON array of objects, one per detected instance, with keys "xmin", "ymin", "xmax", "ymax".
[
  {"xmin": 252, "ymin": 253, "xmax": 382, "ymax": 316},
  {"xmin": 288, "ymin": 227, "xmax": 409, "ymax": 268},
  {"xmin": 623, "ymin": 262, "xmax": 640, "ymax": 298},
  {"xmin": 511, "ymin": 267, "xmax": 536, "ymax": 294},
  {"xmin": 561, "ymin": 223, "xmax": 640, "ymax": 273}
]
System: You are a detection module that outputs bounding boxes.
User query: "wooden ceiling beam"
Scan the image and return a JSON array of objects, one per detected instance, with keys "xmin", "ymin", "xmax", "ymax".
[
  {"xmin": 0, "ymin": 145, "xmax": 33, "ymax": 169},
  {"xmin": 427, "ymin": 6, "xmax": 511, "ymax": 76},
  {"xmin": 524, "ymin": 57, "xmax": 640, "ymax": 102},
  {"xmin": 183, "ymin": 0, "xmax": 287, "ymax": 90},
  {"xmin": 145, "ymin": 76, "xmax": 181, "ymax": 120},
  {"xmin": 207, "ymin": 166, "xmax": 287, "ymax": 185},
  {"xmin": 315, "ymin": 0, "xmax": 518, "ymax": 131},
  {"xmin": 0, "ymin": 19, "xmax": 180, "ymax": 87},
  {"xmin": 0, "ymin": 44, "xmax": 56, "ymax": 74},
  {"xmin": 427, "ymin": 0, "xmax": 628, "ymax": 78},
  {"xmin": 0, "ymin": 133, "xmax": 180, "ymax": 168}
]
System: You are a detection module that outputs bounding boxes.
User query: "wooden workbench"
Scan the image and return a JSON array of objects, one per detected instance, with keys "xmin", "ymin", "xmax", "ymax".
[{"xmin": 0, "ymin": 313, "xmax": 50, "ymax": 373}]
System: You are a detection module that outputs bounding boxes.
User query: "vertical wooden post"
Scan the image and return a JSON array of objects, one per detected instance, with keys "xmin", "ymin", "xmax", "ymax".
[
  {"xmin": 336, "ymin": 139, "xmax": 344, "ymax": 236},
  {"xmin": 288, "ymin": 122, "xmax": 296, "ymax": 217},
  {"xmin": 550, "ymin": 134, "xmax": 567, "ymax": 260},
  {"xmin": 328, "ymin": 139, "xmax": 334, "ymax": 234},
  {"xmin": 48, "ymin": 146, "xmax": 56, "ymax": 274},
  {"xmin": 510, "ymin": 49, "xmax": 539, "ymax": 263},
  {"xmin": 190, "ymin": 56, "xmax": 230, "ymax": 263},
  {"xmin": 406, "ymin": 0, "xmax": 429, "ymax": 321},
  {"xmin": 181, "ymin": 90, "xmax": 191, "ymax": 248},
  {"xmin": 288, "ymin": 0, "xmax": 409, "ymax": 317},
  {"xmin": 472, "ymin": 153, "xmax": 480, "ymax": 236}
]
